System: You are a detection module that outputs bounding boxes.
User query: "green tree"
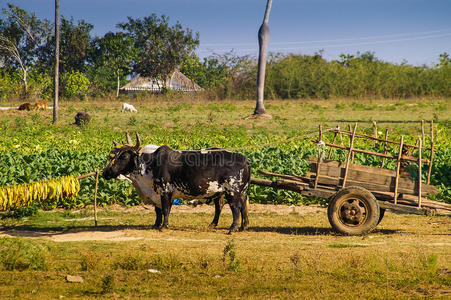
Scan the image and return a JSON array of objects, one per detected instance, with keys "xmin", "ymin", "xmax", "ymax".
[
  {"xmin": 117, "ymin": 14, "xmax": 199, "ymax": 89},
  {"xmin": 91, "ymin": 32, "xmax": 136, "ymax": 97},
  {"xmin": 0, "ymin": 3, "xmax": 50, "ymax": 95},
  {"xmin": 181, "ymin": 53, "xmax": 228, "ymax": 90},
  {"xmin": 38, "ymin": 16, "xmax": 93, "ymax": 75},
  {"xmin": 437, "ymin": 52, "xmax": 451, "ymax": 68}
]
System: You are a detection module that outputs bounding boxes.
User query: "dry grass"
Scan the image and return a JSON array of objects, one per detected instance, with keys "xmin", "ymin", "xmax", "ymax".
[{"xmin": 0, "ymin": 205, "xmax": 450, "ymax": 299}]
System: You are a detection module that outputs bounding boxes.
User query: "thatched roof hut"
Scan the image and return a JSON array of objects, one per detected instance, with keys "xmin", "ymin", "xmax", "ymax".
[{"xmin": 121, "ymin": 71, "xmax": 203, "ymax": 93}]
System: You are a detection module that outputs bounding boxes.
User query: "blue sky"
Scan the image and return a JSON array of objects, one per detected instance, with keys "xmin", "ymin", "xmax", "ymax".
[{"xmin": 3, "ymin": 0, "xmax": 451, "ymax": 66}]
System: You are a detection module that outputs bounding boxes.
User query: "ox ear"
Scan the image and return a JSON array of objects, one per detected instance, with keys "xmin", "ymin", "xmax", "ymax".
[
  {"xmin": 125, "ymin": 131, "xmax": 133, "ymax": 145},
  {"xmin": 134, "ymin": 132, "xmax": 141, "ymax": 150}
]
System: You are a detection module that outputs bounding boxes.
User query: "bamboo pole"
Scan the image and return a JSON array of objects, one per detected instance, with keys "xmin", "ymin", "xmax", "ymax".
[
  {"xmin": 394, "ymin": 136, "xmax": 404, "ymax": 204},
  {"xmin": 417, "ymin": 138, "xmax": 422, "ymax": 208},
  {"xmin": 342, "ymin": 124, "xmax": 357, "ymax": 188},
  {"xmin": 75, "ymin": 171, "xmax": 99, "ymax": 226},
  {"xmin": 381, "ymin": 128, "xmax": 389, "ymax": 168},
  {"xmin": 94, "ymin": 168, "xmax": 99, "ymax": 227},
  {"xmin": 314, "ymin": 125, "xmax": 323, "ymax": 189},
  {"xmin": 427, "ymin": 120, "xmax": 434, "ymax": 184}
]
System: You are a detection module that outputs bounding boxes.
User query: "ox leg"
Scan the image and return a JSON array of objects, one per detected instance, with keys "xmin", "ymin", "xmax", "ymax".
[
  {"xmin": 161, "ymin": 194, "xmax": 173, "ymax": 229},
  {"xmin": 227, "ymin": 194, "xmax": 241, "ymax": 234},
  {"xmin": 240, "ymin": 195, "xmax": 249, "ymax": 231},
  {"xmin": 209, "ymin": 194, "xmax": 225, "ymax": 229},
  {"xmin": 153, "ymin": 206, "xmax": 163, "ymax": 229}
]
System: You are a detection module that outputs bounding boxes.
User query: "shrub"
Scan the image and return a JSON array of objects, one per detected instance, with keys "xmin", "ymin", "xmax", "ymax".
[
  {"xmin": 0, "ymin": 238, "xmax": 48, "ymax": 271},
  {"xmin": 62, "ymin": 71, "xmax": 90, "ymax": 99}
]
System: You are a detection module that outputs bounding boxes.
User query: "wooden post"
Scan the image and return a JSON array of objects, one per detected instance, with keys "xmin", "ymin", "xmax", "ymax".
[
  {"xmin": 53, "ymin": 0, "xmax": 60, "ymax": 124},
  {"xmin": 421, "ymin": 120, "xmax": 425, "ymax": 145},
  {"xmin": 418, "ymin": 138, "xmax": 422, "ymax": 207},
  {"xmin": 381, "ymin": 128, "xmax": 389, "ymax": 168},
  {"xmin": 394, "ymin": 136, "xmax": 404, "ymax": 204},
  {"xmin": 327, "ymin": 125, "xmax": 339, "ymax": 160},
  {"xmin": 94, "ymin": 168, "xmax": 99, "ymax": 227},
  {"xmin": 372, "ymin": 121, "xmax": 377, "ymax": 146},
  {"xmin": 342, "ymin": 123, "xmax": 357, "ymax": 188},
  {"xmin": 314, "ymin": 125, "xmax": 323, "ymax": 189},
  {"xmin": 427, "ymin": 120, "xmax": 434, "ymax": 184},
  {"xmin": 348, "ymin": 124, "xmax": 354, "ymax": 161}
]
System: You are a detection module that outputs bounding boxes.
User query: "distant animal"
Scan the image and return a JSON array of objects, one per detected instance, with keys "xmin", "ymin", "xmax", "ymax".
[
  {"xmin": 18, "ymin": 103, "xmax": 32, "ymax": 111},
  {"xmin": 33, "ymin": 101, "xmax": 47, "ymax": 111},
  {"xmin": 121, "ymin": 103, "xmax": 138, "ymax": 113},
  {"xmin": 74, "ymin": 111, "xmax": 91, "ymax": 126},
  {"xmin": 103, "ymin": 132, "xmax": 250, "ymax": 234}
]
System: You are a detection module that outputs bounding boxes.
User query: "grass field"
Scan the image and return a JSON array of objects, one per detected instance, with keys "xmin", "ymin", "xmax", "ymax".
[{"xmin": 0, "ymin": 96, "xmax": 450, "ymax": 298}]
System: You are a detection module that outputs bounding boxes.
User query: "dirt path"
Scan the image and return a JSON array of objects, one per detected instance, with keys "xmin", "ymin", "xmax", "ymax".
[
  {"xmin": 0, "ymin": 204, "xmax": 325, "ymax": 242},
  {"xmin": 1, "ymin": 204, "xmax": 449, "ymax": 243}
]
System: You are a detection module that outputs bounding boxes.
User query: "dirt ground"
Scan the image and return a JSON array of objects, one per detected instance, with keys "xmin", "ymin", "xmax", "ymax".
[
  {"xmin": 0, "ymin": 204, "xmax": 325, "ymax": 242},
  {"xmin": 1, "ymin": 204, "xmax": 450, "ymax": 245}
]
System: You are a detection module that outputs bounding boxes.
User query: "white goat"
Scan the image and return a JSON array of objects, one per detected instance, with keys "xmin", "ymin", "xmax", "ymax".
[{"xmin": 121, "ymin": 103, "xmax": 138, "ymax": 113}]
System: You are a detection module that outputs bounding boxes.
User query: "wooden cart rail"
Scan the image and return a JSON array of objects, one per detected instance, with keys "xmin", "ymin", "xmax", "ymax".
[{"xmin": 313, "ymin": 122, "xmax": 435, "ymax": 206}]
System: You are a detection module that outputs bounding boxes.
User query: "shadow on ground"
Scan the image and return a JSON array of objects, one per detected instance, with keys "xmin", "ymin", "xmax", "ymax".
[{"xmin": 0, "ymin": 224, "xmax": 400, "ymax": 238}]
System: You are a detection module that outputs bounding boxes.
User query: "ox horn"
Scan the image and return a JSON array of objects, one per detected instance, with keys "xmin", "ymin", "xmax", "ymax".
[
  {"xmin": 135, "ymin": 132, "xmax": 141, "ymax": 149},
  {"xmin": 125, "ymin": 131, "xmax": 133, "ymax": 145}
]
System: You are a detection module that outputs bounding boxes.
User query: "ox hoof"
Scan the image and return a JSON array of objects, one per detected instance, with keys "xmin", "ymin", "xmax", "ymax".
[
  {"xmin": 208, "ymin": 223, "xmax": 217, "ymax": 229},
  {"xmin": 227, "ymin": 227, "xmax": 238, "ymax": 235}
]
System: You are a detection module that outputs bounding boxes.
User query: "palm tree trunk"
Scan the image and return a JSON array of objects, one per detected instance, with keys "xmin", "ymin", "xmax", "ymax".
[{"xmin": 254, "ymin": 0, "xmax": 272, "ymax": 115}]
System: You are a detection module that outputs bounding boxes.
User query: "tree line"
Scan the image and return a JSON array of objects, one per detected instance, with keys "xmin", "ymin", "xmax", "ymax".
[
  {"xmin": 0, "ymin": 3, "xmax": 198, "ymax": 99},
  {"xmin": 1, "ymin": 3, "xmax": 450, "ymax": 101}
]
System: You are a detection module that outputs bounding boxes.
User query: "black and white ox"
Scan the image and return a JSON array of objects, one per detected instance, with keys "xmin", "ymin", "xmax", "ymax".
[{"xmin": 102, "ymin": 133, "xmax": 250, "ymax": 234}]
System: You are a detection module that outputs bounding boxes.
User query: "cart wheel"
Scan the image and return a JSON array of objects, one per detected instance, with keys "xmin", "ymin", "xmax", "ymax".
[
  {"xmin": 377, "ymin": 208, "xmax": 386, "ymax": 225},
  {"xmin": 328, "ymin": 186, "xmax": 380, "ymax": 235}
]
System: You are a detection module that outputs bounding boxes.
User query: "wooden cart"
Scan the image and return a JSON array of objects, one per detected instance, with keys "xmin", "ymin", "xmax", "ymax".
[{"xmin": 250, "ymin": 122, "xmax": 451, "ymax": 235}]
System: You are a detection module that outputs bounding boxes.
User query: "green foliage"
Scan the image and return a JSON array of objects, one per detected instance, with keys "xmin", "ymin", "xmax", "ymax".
[
  {"xmin": 0, "ymin": 121, "xmax": 450, "ymax": 209},
  {"xmin": 90, "ymin": 32, "xmax": 136, "ymax": 96},
  {"xmin": 265, "ymin": 52, "xmax": 451, "ymax": 99},
  {"xmin": 0, "ymin": 3, "xmax": 50, "ymax": 95},
  {"xmin": 3, "ymin": 204, "xmax": 39, "ymax": 219},
  {"xmin": 0, "ymin": 237, "xmax": 48, "ymax": 271},
  {"xmin": 222, "ymin": 240, "xmax": 240, "ymax": 272},
  {"xmin": 37, "ymin": 16, "xmax": 93, "ymax": 75},
  {"xmin": 181, "ymin": 53, "xmax": 229, "ymax": 91},
  {"xmin": 62, "ymin": 71, "xmax": 90, "ymax": 99},
  {"xmin": 0, "ymin": 69, "xmax": 20, "ymax": 100},
  {"xmin": 101, "ymin": 274, "xmax": 115, "ymax": 294}
]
